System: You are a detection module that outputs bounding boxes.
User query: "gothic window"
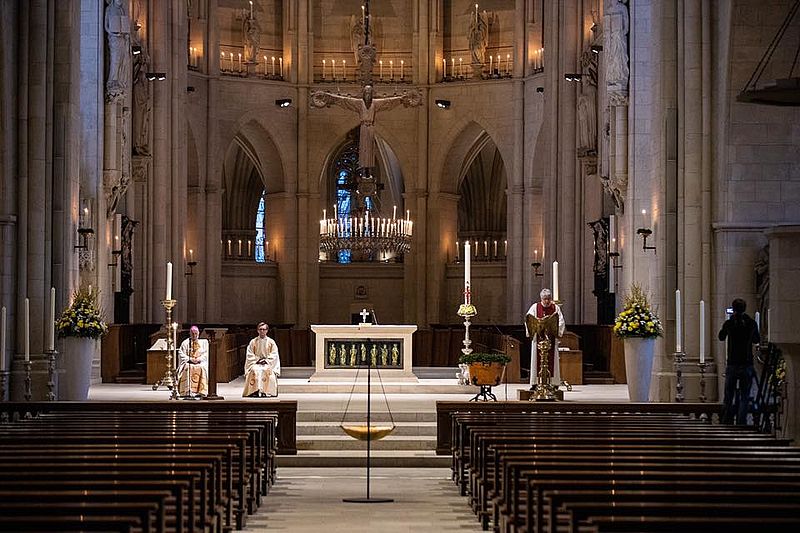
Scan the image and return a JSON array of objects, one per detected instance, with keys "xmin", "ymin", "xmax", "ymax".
[
  {"xmin": 333, "ymin": 141, "xmax": 360, "ymax": 264},
  {"xmin": 255, "ymin": 189, "xmax": 266, "ymax": 262}
]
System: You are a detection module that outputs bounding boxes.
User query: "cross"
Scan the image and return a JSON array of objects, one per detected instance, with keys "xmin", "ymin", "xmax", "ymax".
[{"xmin": 360, "ymin": 308, "xmax": 370, "ymax": 323}]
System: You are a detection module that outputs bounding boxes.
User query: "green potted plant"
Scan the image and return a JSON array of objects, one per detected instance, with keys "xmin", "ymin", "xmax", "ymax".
[
  {"xmin": 458, "ymin": 352, "xmax": 512, "ymax": 386},
  {"xmin": 613, "ymin": 284, "xmax": 662, "ymax": 402},
  {"xmin": 56, "ymin": 286, "xmax": 108, "ymax": 400}
]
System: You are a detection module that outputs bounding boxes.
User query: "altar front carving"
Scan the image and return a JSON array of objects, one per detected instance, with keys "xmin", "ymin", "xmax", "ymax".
[{"xmin": 310, "ymin": 324, "xmax": 418, "ymax": 381}]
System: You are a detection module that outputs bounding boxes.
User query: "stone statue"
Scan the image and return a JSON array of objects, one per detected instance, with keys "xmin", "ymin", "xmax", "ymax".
[
  {"xmin": 605, "ymin": 0, "xmax": 630, "ymax": 92},
  {"xmin": 105, "ymin": 0, "xmax": 131, "ymax": 101},
  {"xmin": 349, "ymin": 344, "xmax": 357, "ymax": 366},
  {"xmin": 468, "ymin": 10, "xmax": 488, "ymax": 67},
  {"xmin": 360, "ymin": 343, "xmax": 367, "ymax": 363},
  {"xmin": 131, "ymin": 32, "xmax": 151, "ymax": 156},
  {"xmin": 370, "ymin": 345, "xmax": 377, "ymax": 367},
  {"xmin": 577, "ymin": 51, "xmax": 598, "ymax": 155},
  {"xmin": 755, "ymin": 244, "xmax": 769, "ymax": 319},
  {"xmin": 243, "ymin": 14, "xmax": 260, "ymax": 64},
  {"xmin": 350, "ymin": 14, "xmax": 366, "ymax": 64},
  {"xmin": 310, "ymin": 85, "xmax": 422, "ymax": 170},
  {"xmin": 391, "ymin": 344, "xmax": 399, "ymax": 366},
  {"xmin": 329, "ymin": 344, "xmax": 337, "ymax": 365},
  {"xmin": 600, "ymin": 174, "xmax": 625, "ymax": 210},
  {"xmin": 339, "ymin": 343, "xmax": 347, "ymax": 365},
  {"xmin": 380, "ymin": 344, "xmax": 388, "ymax": 366},
  {"xmin": 587, "ymin": 219, "xmax": 609, "ymax": 277}
]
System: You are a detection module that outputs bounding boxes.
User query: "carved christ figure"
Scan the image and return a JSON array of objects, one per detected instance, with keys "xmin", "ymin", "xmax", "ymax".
[{"xmin": 310, "ymin": 85, "xmax": 421, "ymax": 169}]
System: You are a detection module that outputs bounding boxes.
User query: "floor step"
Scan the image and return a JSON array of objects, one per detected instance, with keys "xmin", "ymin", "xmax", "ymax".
[
  {"xmin": 297, "ymin": 434, "xmax": 436, "ymax": 451},
  {"xmin": 276, "ymin": 450, "xmax": 450, "ymax": 468},
  {"xmin": 297, "ymin": 421, "xmax": 437, "ymax": 437},
  {"xmin": 297, "ymin": 411, "xmax": 437, "ymax": 423},
  {"xmin": 583, "ymin": 371, "xmax": 615, "ymax": 385},
  {"xmin": 114, "ymin": 370, "xmax": 145, "ymax": 384}
]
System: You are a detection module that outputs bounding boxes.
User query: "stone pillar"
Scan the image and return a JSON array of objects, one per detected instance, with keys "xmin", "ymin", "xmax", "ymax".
[{"xmin": 765, "ymin": 226, "xmax": 800, "ymax": 442}]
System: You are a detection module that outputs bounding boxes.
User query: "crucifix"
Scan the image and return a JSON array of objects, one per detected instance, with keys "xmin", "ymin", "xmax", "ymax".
[{"xmin": 360, "ymin": 308, "xmax": 371, "ymax": 323}]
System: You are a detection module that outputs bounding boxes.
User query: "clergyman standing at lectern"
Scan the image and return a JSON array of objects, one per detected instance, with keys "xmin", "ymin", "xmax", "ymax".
[{"xmin": 525, "ymin": 288, "xmax": 565, "ymax": 388}]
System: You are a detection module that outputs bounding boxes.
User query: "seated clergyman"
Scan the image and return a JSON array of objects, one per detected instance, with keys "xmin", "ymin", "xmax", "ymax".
[
  {"xmin": 176, "ymin": 325, "xmax": 209, "ymax": 397},
  {"xmin": 242, "ymin": 322, "xmax": 281, "ymax": 398}
]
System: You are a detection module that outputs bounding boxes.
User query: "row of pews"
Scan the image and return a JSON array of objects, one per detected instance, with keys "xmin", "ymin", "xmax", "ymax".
[
  {"xmin": 0, "ymin": 401, "xmax": 293, "ymax": 533},
  {"xmin": 439, "ymin": 401, "xmax": 800, "ymax": 532}
]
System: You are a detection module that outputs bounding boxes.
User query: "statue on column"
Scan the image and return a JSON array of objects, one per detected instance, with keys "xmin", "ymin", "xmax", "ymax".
[
  {"xmin": 468, "ymin": 8, "xmax": 489, "ymax": 77},
  {"xmin": 605, "ymin": 0, "xmax": 630, "ymax": 93},
  {"xmin": 131, "ymin": 31, "xmax": 151, "ymax": 156},
  {"xmin": 105, "ymin": 0, "xmax": 131, "ymax": 101},
  {"xmin": 243, "ymin": 11, "xmax": 260, "ymax": 64},
  {"xmin": 577, "ymin": 52, "xmax": 598, "ymax": 156}
]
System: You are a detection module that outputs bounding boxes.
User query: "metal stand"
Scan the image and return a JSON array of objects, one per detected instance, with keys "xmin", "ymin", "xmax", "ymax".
[
  {"xmin": 46, "ymin": 349, "xmax": 57, "ymax": 401},
  {"xmin": 460, "ymin": 313, "xmax": 474, "ymax": 359},
  {"xmin": 674, "ymin": 351, "xmax": 686, "ymax": 402},
  {"xmin": 344, "ymin": 341, "xmax": 393, "ymax": 504},
  {"xmin": 23, "ymin": 360, "xmax": 32, "ymax": 401},
  {"xmin": 469, "ymin": 385, "xmax": 497, "ymax": 402},
  {"xmin": 697, "ymin": 362, "xmax": 708, "ymax": 403},
  {"xmin": 152, "ymin": 299, "xmax": 179, "ymax": 400},
  {"xmin": 531, "ymin": 337, "xmax": 557, "ymax": 401}
]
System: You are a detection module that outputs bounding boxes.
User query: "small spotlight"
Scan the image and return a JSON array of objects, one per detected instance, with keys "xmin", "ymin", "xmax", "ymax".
[
  {"xmin": 591, "ymin": 45, "xmax": 603, "ymax": 54},
  {"xmin": 156, "ymin": 73, "xmax": 166, "ymax": 81},
  {"xmin": 435, "ymin": 99, "xmax": 451, "ymax": 109},
  {"xmin": 275, "ymin": 98, "xmax": 292, "ymax": 108},
  {"xmin": 146, "ymin": 72, "xmax": 157, "ymax": 81},
  {"xmin": 536, "ymin": 87, "xmax": 544, "ymax": 93},
  {"xmin": 564, "ymin": 73, "xmax": 582, "ymax": 82},
  {"xmin": 187, "ymin": 86, "xmax": 195, "ymax": 93},
  {"xmin": 132, "ymin": 45, "xmax": 142, "ymax": 55}
]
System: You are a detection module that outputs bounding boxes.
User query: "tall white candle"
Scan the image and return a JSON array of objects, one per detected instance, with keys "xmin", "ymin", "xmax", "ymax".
[
  {"xmin": 279, "ymin": 57, "xmax": 283, "ymax": 77},
  {"xmin": 24, "ymin": 298, "xmax": 29, "ymax": 362},
  {"xmin": 47, "ymin": 287, "xmax": 55, "ymax": 352},
  {"xmin": 552, "ymin": 261, "xmax": 560, "ymax": 302},
  {"xmin": 443, "ymin": 58, "xmax": 447, "ymax": 77},
  {"xmin": 464, "ymin": 242, "xmax": 471, "ymax": 304},
  {"xmin": 609, "ymin": 215, "xmax": 616, "ymax": 252},
  {"xmin": 699, "ymin": 300, "xmax": 705, "ymax": 363},
  {"xmin": 754, "ymin": 311, "xmax": 761, "ymax": 332},
  {"xmin": 166, "ymin": 262, "xmax": 173, "ymax": 300},
  {"xmin": 1, "ymin": 306, "xmax": 6, "ymax": 370},
  {"xmin": 675, "ymin": 289, "xmax": 682, "ymax": 353}
]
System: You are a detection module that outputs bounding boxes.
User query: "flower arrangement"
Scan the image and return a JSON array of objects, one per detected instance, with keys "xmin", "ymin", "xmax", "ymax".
[
  {"xmin": 56, "ymin": 286, "xmax": 108, "ymax": 339},
  {"xmin": 613, "ymin": 284, "xmax": 663, "ymax": 338}
]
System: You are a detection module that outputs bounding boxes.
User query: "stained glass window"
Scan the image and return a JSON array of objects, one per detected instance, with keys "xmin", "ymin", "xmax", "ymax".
[
  {"xmin": 255, "ymin": 189, "xmax": 266, "ymax": 262},
  {"xmin": 334, "ymin": 141, "xmax": 360, "ymax": 263}
]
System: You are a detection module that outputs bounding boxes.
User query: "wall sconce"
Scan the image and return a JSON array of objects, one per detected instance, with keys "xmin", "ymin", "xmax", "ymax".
[
  {"xmin": 435, "ymin": 99, "xmax": 451, "ymax": 109},
  {"xmin": 146, "ymin": 72, "xmax": 167, "ymax": 81},
  {"xmin": 636, "ymin": 228, "xmax": 656, "ymax": 251},
  {"xmin": 132, "ymin": 45, "xmax": 142, "ymax": 55},
  {"xmin": 531, "ymin": 250, "xmax": 543, "ymax": 277},
  {"xmin": 75, "ymin": 206, "xmax": 94, "ymax": 250},
  {"xmin": 536, "ymin": 86, "xmax": 544, "ymax": 93},
  {"xmin": 590, "ymin": 45, "xmax": 603, "ymax": 54},
  {"xmin": 564, "ymin": 73, "xmax": 582, "ymax": 82},
  {"xmin": 185, "ymin": 249, "xmax": 197, "ymax": 276},
  {"xmin": 275, "ymin": 98, "xmax": 292, "ymax": 108}
]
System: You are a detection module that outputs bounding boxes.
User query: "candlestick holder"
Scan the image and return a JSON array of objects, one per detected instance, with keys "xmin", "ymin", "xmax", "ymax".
[
  {"xmin": 531, "ymin": 261, "xmax": 544, "ymax": 277},
  {"xmin": 0, "ymin": 370, "xmax": 9, "ymax": 402},
  {"xmin": 456, "ymin": 302, "xmax": 477, "ymax": 387},
  {"xmin": 531, "ymin": 337, "xmax": 558, "ymax": 401},
  {"xmin": 674, "ymin": 351, "xmax": 686, "ymax": 402},
  {"xmin": 697, "ymin": 361, "xmax": 708, "ymax": 403},
  {"xmin": 23, "ymin": 360, "xmax": 32, "ymax": 402},
  {"xmin": 46, "ymin": 349, "xmax": 58, "ymax": 401},
  {"xmin": 185, "ymin": 260, "xmax": 197, "ymax": 276},
  {"xmin": 152, "ymin": 299, "xmax": 179, "ymax": 400}
]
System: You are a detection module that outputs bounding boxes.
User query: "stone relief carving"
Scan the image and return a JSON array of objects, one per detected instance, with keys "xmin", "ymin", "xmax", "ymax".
[
  {"xmin": 755, "ymin": 244, "xmax": 769, "ymax": 321},
  {"xmin": 468, "ymin": 9, "xmax": 489, "ymax": 70},
  {"xmin": 105, "ymin": 0, "xmax": 131, "ymax": 102},
  {"xmin": 600, "ymin": 174, "xmax": 626, "ymax": 211},
  {"xmin": 587, "ymin": 218, "xmax": 609, "ymax": 277},
  {"xmin": 605, "ymin": 0, "xmax": 629, "ymax": 96},
  {"xmin": 350, "ymin": 14, "xmax": 366, "ymax": 65},
  {"xmin": 131, "ymin": 31, "xmax": 151, "ymax": 156},
  {"xmin": 577, "ymin": 51, "xmax": 599, "ymax": 156}
]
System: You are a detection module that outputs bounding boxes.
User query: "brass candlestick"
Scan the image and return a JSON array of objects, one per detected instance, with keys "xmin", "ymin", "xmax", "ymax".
[
  {"xmin": 697, "ymin": 361, "xmax": 708, "ymax": 403},
  {"xmin": 152, "ymin": 299, "xmax": 179, "ymax": 400},
  {"xmin": 674, "ymin": 351, "xmax": 686, "ymax": 402},
  {"xmin": 46, "ymin": 349, "xmax": 58, "ymax": 401},
  {"xmin": 532, "ymin": 337, "xmax": 557, "ymax": 401}
]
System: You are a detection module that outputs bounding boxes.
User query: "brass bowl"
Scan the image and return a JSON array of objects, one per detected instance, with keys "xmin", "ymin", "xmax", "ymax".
[{"xmin": 340, "ymin": 424, "xmax": 395, "ymax": 441}]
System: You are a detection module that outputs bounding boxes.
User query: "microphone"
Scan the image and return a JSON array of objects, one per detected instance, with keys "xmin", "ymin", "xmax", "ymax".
[{"xmin": 371, "ymin": 309, "xmax": 379, "ymax": 325}]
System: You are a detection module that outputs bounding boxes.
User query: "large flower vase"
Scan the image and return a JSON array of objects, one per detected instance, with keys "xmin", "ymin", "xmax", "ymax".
[
  {"xmin": 623, "ymin": 337, "xmax": 656, "ymax": 402},
  {"xmin": 59, "ymin": 337, "xmax": 97, "ymax": 400}
]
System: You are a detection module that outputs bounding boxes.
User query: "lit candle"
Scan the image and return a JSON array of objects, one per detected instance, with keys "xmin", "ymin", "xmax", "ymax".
[
  {"xmin": 496, "ymin": 55, "xmax": 500, "ymax": 73},
  {"xmin": 483, "ymin": 240, "xmax": 488, "ymax": 257},
  {"xmin": 459, "ymin": 57, "xmax": 463, "ymax": 77},
  {"xmin": 400, "ymin": 60, "xmax": 404, "ymax": 80},
  {"xmin": 389, "ymin": 60, "xmax": 393, "ymax": 79},
  {"xmin": 322, "ymin": 59, "xmax": 326, "ymax": 79},
  {"xmin": 451, "ymin": 58, "xmax": 454, "ymax": 77},
  {"xmin": 279, "ymin": 57, "xmax": 283, "ymax": 77},
  {"xmin": 456, "ymin": 241, "xmax": 460, "ymax": 261},
  {"xmin": 534, "ymin": 249, "xmax": 539, "ymax": 262},
  {"xmin": 754, "ymin": 311, "xmax": 761, "ymax": 332},
  {"xmin": 552, "ymin": 261, "xmax": 560, "ymax": 302},
  {"xmin": 407, "ymin": 209, "xmax": 410, "ymax": 221},
  {"xmin": 24, "ymin": 298, "xmax": 29, "ymax": 362},
  {"xmin": 675, "ymin": 289, "xmax": 682, "ymax": 353},
  {"xmin": 506, "ymin": 54, "xmax": 510, "ymax": 74},
  {"xmin": 229, "ymin": 52, "xmax": 234, "ymax": 71},
  {"xmin": 265, "ymin": 241, "xmax": 270, "ymax": 259},
  {"xmin": 443, "ymin": 58, "xmax": 447, "ymax": 78},
  {"xmin": 249, "ymin": 0, "xmax": 253, "ymax": 18},
  {"xmin": 1, "ymin": 306, "xmax": 6, "ymax": 370},
  {"xmin": 380, "ymin": 60, "xmax": 383, "ymax": 80},
  {"xmin": 475, "ymin": 3, "xmax": 478, "ymax": 24},
  {"xmin": 238, "ymin": 239, "xmax": 243, "ymax": 256},
  {"xmin": 271, "ymin": 56, "xmax": 275, "ymax": 76},
  {"xmin": 227, "ymin": 239, "xmax": 232, "ymax": 256},
  {"xmin": 189, "ymin": 249, "xmax": 194, "ymax": 262},
  {"xmin": 331, "ymin": 59, "xmax": 336, "ymax": 79},
  {"xmin": 464, "ymin": 242, "xmax": 471, "ymax": 304},
  {"xmin": 362, "ymin": 4, "xmax": 365, "ymax": 25},
  {"xmin": 343, "ymin": 59, "xmax": 346, "ymax": 80},
  {"xmin": 504, "ymin": 240, "xmax": 508, "ymax": 257},
  {"xmin": 221, "ymin": 51, "xmax": 226, "ymax": 71},
  {"xmin": 392, "ymin": 205, "xmax": 397, "ymax": 220},
  {"xmin": 493, "ymin": 240, "xmax": 497, "ymax": 258},
  {"xmin": 248, "ymin": 240, "xmax": 252, "ymax": 257},
  {"xmin": 699, "ymin": 300, "xmax": 705, "ymax": 363},
  {"xmin": 263, "ymin": 55, "xmax": 267, "ymax": 75},
  {"xmin": 474, "ymin": 240, "xmax": 478, "ymax": 257},
  {"xmin": 166, "ymin": 262, "xmax": 173, "ymax": 300},
  {"xmin": 238, "ymin": 52, "xmax": 242, "ymax": 71},
  {"xmin": 609, "ymin": 215, "xmax": 616, "ymax": 252},
  {"xmin": 47, "ymin": 287, "xmax": 55, "ymax": 352},
  {"xmin": 489, "ymin": 55, "xmax": 493, "ymax": 74}
]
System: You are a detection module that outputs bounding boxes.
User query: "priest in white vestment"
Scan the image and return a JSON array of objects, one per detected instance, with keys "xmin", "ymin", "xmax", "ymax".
[
  {"xmin": 525, "ymin": 288, "xmax": 566, "ymax": 388},
  {"xmin": 176, "ymin": 325, "xmax": 209, "ymax": 397},
  {"xmin": 242, "ymin": 322, "xmax": 281, "ymax": 397}
]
